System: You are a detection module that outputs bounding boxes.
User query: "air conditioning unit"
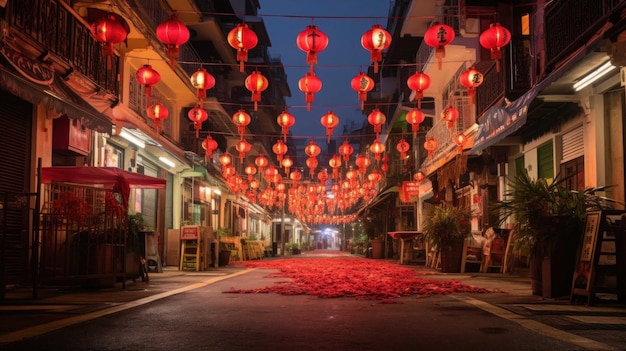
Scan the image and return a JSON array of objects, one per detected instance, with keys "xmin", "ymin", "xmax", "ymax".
[{"xmin": 460, "ymin": 18, "xmax": 480, "ymax": 38}]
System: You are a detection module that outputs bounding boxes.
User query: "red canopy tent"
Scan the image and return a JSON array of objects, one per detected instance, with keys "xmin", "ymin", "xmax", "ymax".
[{"xmin": 40, "ymin": 166, "xmax": 166, "ymax": 209}]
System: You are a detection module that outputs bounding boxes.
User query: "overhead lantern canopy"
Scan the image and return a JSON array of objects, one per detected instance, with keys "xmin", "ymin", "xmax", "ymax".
[
  {"xmin": 156, "ymin": 16, "xmax": 190, "ymax": 67},
  {"xmin": 190, "ymin": 68, "xmax": 216, "ymax": 103},
  {"xmin": 244, "ymin": 71, "xmax": 268, "ymax": 111},
  {"xmin": 423, "ymin": 22, "xmax": 455, "ymax": 70},
  {"xmin": 298, "ymin": 71, "xmax": 322, "ymax": 112},
  {"xmin": 479, "ymin": 23, "xmax": 511, "ymax": 72},
  {"xmin": 407, "ymin": 71, "xmax": 430, "ymax": 109},
  {"xmin": 227, "ymin": 23, "xmax": 259, "ymax": 72},
  {"xmin": 361, "ymin": 24, "xmax": 391, "ymax": 74},
  {"xmin": 296, "ymin": 25, "xmax": 329, "ymax": 72},
  {"xmin": 350, "ymin": 72, "xmax": 375, "ymax": 110}
]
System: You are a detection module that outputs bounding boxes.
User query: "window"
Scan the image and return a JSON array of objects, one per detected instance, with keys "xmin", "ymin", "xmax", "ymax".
[
  {"xmin": 515, "ymin": 156, "xmax": 525, "ymax": 176},
  {"xmin": 560, "ymin": 156, "xmax": 584, "ymax": 191},
  {"xmin": 538, "ymin": 141, "xmax": 554, "ymax": 182}
]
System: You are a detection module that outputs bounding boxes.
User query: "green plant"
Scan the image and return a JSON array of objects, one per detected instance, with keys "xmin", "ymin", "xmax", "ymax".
[
  {"xmin": 127, "ymin": 213, "xmax": 146, "ymax": 252},
  {"xmin": 423, "ymin": 205, "xmax": 472, "ymax": 248}
]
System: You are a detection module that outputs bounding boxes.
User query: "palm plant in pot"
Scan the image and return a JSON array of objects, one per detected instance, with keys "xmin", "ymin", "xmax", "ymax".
[
  {"xmin": 490, "ymin": 170, "xmax": 618, "ymax": 297},
  {"xmin": 423, "ymin": 205, "xmax": 472, "ymax": 273}
]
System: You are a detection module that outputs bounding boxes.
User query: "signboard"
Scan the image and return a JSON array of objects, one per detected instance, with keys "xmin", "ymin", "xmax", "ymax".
[
  {"xmin": 403, "ymin": 181, "xmax": 420, "ymax": 196},
  {"xmin": 572, "ymin": 212, "xmax": 600, "ymax": 292},
  {"xmin": 181, "ymin": 225, "xmax": 199, "ymax": 240}
]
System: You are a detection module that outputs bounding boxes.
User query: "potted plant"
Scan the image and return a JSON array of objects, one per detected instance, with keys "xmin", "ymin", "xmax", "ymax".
[
  {"xmin": 215, "ymin": 227, "xmax": 234, "ymax": 266},
  {"xmin": 491, "ymin": 170, "xmax": 617, "ymax": 297},
  {"xmin": 423, "ymin": 205, "xmax": 472, "ymax": 273}
]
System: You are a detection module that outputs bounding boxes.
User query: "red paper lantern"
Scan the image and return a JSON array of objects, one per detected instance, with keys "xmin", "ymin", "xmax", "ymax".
[
  {"xmin": 338, "ymin": 140, "xmax": 354, "ymax": 162},
  {"xmin": 413, "ymin": 171, "xmax": 425, "ymax": 183},
  {"xmin": 317, "ymin": 169, "xmax": 329, "ymax": 184},
  {"xmin": 227, "ymin": 23, "xmax": 258, "ymax": 72},
  {"xmin": 188, "ymin": 105, "xmax": 208, "ymax": 138},
  {"xmin": 350, "ymin": 72, "xmax": 375, "ymax": 110},
  {"xmin": 244, "ymin": 164, "xmax": 257, "ymax": 181},
  {"xmin": 396, "ymin": 138, "xmax": 410, "ymax": 161},
  {"xmin": 219, "ymin": 153, "xmax": 232, "ymax": 166},
  {"xmin": 135, "ymin": 64, "xmax": 160, "ymax": 105},
  {"xmin": 355, "ymin": 154, "xmax": 370, "ymax": 173},
  {"xmin": 424, "ymin": 137, "xmax": 438, "ymax": 159},
  {"xmin": 407, "ymin": 71, "xmax": 430, "ymax": 108},
  {"xmin": 320, "ymin": 111, "xmax": 339, "ymax": 143},
  {"xmin": 369, "ymin": 139, "xmax": 385, "ymax": 161},
  {"xmin": 146, "ymin": 102, "xmax": 169, "ymax": 134},
  {"xmin": 304, "ymin": 140, "xmax": 321, "ymax": 158},
  {"xmin": 479, "ymin": 23, "xmax": 511, "ymax": 72},
  {"xmin": 329, "ymin": 155, "xmax": 342, "ymax": 179},
  {"xmin": 272, "ymin": 139, "xmax": 288, "ymax": 161},
  {"xmin": 367, "ymin": 109, "xmax": 386, "ymax": 136},
  {"xmin": 368, "ymin": 170, "xmax": 383, "ymax": 184},
  {"xmin": 459, "ymin": 66, "xmax": 483, "ymax": 104},
  {"xmin": 306, "ymin": 157, "xmax": 318, "ymax": 177},
  {"xmin": 296, "ymin": 25, "xmax": 329, "ymax": 70},
  {"xmin": 255, "ymin": 154, "xmax": 269, "ymax": 172},
  {"xmin": 441, "ymin": 106, "xmax": 459, "ymax": 130},
  {"xmin": 424, "ymin": 22, "xmax": 455, "ymax": 70},
  {"xmin": 201, "ymin": 134, "xmax": 218, "ymax": 161},
  {"xmin": 245, "ymin": 71, "xmax": 268, "ymax": 111},
  {"xmin": 190, "ymin": 68, "xmax": 215, "ymax": 102},
  {"xmin": 298, "ymin": 72, "xmax": 322, "ymax": 112},
  {"xmin": 235, "ymin": 139, "xmax": 252, "ymax": 160},
  {"xmin": 91, "ymin": 14, "xmax": 128, "ymax": 68},
  {"xmin": 156, "ymin": 16, "xmax": 190, "ymax": 67},
  {"xmin": 361, "ymin": 24, "xmax": 392, "ymax": 73},
  {"xmin": 281, "ymin": 156, "xmax": 294, "ymax": 176},
  {"xmin": 290, "ymin": 170, "xmax": 302, "ymax": 187},
  {"xmin": 453, "ymin": 133, "xmax": 467, "ymax": 152},
  {"xmin": 232, "ymin": 109, "xmax": 251, "ymax": 138},
  {"xmin": 406, "ymin": 108, "xmax": 425, "ymax": 139},
  {"xmin": 277, "ymin": 111, "xmax": 296, "ymax": 142}
]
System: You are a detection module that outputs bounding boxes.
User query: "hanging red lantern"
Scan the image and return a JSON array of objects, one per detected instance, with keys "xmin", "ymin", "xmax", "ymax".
[
  {"xmin": 453, "ymin": 133, "xmax": 467, "ymax": 152},
  {"xmin": 369, "ymin": 139, "xmax": 385, "ymax": 162},
  {"xmin": 459, "ymin": 66, "xmax": 483, "ymax": 104},
  {"xmin": 232, "ymin": 109, "xmax": 251, "ymax": 139},
  {"xmin": 367, "ymin": 109, "xmax": 386, "ymax": 136},
  {"xmin": 227, "ymin": 23, "xmax": 258, "ymax": 72},
  {"xmin": 320, "ymin": 111, "xmax": 339, "ymax": 143},
  {"xmin": 298, "ymin": 72, "xmax": 322, "ymax": 112},
  {"xmin": 201, "ymin": 134, "xmax": 218, "ymax": 161},
  {"xmin": 290, "ymin": 170, "xmax": 302, "ymax": 187},
  {"xmin": 361, "ymin": 24, "xmax": 392, "ymax": 74},
  {"xmin": 304, "ymin": 140, "xmax": 322, "ymax": 158},
  {"xmin": 380, "ymin": 162, "xmax": 389, "ymax": 174},
  {"xmin": 406, "ymin": 108, "xmax": 425, "ymax": 139},
  {"xmin": 244, "ymin": 164, "xmax": 257, "ymax": 181},
  {"xmin": 424, "ymin": 137, "xmax": 438, "ymax": 159},
  {"xmin": 413, "ymin": 171, "xmax": 425, "ymax": 183},
  {"xmin": 281, "ymin": 156, "xmax": 293, "ymax": 176},
  {"xmin": 156, "ymin": 16, "xmax": 190, "ymax": 67},
  {"xmin": 235, "ymin": 139, "xmax": 252, "ymax": 160},
  {"xmin": 188, "ymin": 105, "xmax": 208, "ymax": 138},
  {"xmin": 245, "ymin": 71, "xmax": 268, "ymax": 111},
  {"xmin": 219, "ymin": 153, "xmax": 232, "ymax": 167},
  {"xmin": 396, "ymin": 138, "xmax": 410, "ymax": 161},
  {"xmin": 355, "ymin": 154, "xmax": 370, "ymax": 174},
  {"xmin": 306, "ymin": 157, "xmax": 319, "ymax": 177},
  {"xmin": 135, "ymin": 64, "xmax": 160, "ymax": 105},
  {"xmin": 272, "ymin": 139, "xmax": 288, "ymax": 161},
  {"xmin": 222, "ymin": 164, "xmax": 236, "ymax": 178},
  {"xmin": 255, "ymin": 154, "xmax": 269, "ymax": 173},
  {"xmin": 277, "ymin": 111, "xmax": 296, "ymax": 142},
  {"xmin": 350, "ymin": 72, "xmax": 375, "ymax": 110},
  {"xmin": 329, "ymin": 155, "xmax": 342, "ymax": 179},
  {"xmin": 91, "ymin": 14, "xmax": 128, "ymax": 68},
  {"xmin": 190, "ymin": 68, "xmax": 215, "ymax": 102},
  {"xmin": 146, "ymin": 102, "xmax": 169, "ymax": 134},
  {"xmin": 317, "ymin": 169, "xmax": 329, "ymax": 184},
  {"xmin": 407, "ymin": 71, "xmax": 430, "ymax": 109},
  {"xmin": 424, "ymin": 22, "xmax": 455, "ymax": 70},
  {"xmin": 338, "ymin": 140, "xmax": 354, "ymax": 163},
  {"xmin": 441, "ymin": 106, "xmax": 459, "ymax": 130},
  {"xmin": 479, "ymin": 23, "xmax": 511, "ymax": 72},
  {"xmin": 296, "ymin": 25, "xmax": 329, "ymax": 71},
  {"xmin": 368, "ymin": 169, "xmax": 383, "ymax": 184}
]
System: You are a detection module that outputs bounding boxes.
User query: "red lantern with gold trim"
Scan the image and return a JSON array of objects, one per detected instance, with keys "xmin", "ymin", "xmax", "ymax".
[
  {"xmin": 361, "ymin": 24, "xmax": 392, "ymax": 73},
  {"xmin": 441, "ymin": 106, "xmax": 459, "ymax": 131},
  {"xmin": 350, "ymin": 72, "xmax": 375, "ymax": 110},
  {"xmin": 304, "ymin": 140, "xmax": 321, "ymax": 158},
  {"xmin": 296, "ymin": 25, "xmax": 329, "ymax": 71},
  {"xmin": 369, "ymin": 139, "xmax": 385, "ymax": 162},
  {"xmin": 156, "ymin": 16, "xmax": 190, "ymax": 67},
  {"xmin": 245, "ymin": 71, "xmax": 268, "ymax": 111},
  {"xmin": 367, "ymin": 109, "xmax": 386, "ymax": 136},
  {"xmin": 190, "ymin": 68, "xmax": 215, "ymax": 102},
  {"xmin": 396, "ymin": 138, "xmax": 410, "ymax": 161},
  {"xmin": 424, "ymin": 137, "xmax": 438, "ymax": 159},
  {"xmin": 235, "ymin": 139, "xmax": 252, "ymax": 161},
  {"xmin": 407, "ymin": 71, "xmax": 430, "ymax": 109},
  {"xmin": 188, "ymin": 105, "xmax": 208, "ymax": 138},
  {"xmin": 219, "ymin": 153, "xmax": 232, "ymax": 167},
  {"xmin": 338, "ymin": 140, "xmax": 354, "ymax": 163},
  {"xmin": 272, "ymin": 139, "xmax": 288, "ymax": 161},
  {"xmin": 320, "ymin": 111, "xmax": 339, "ymax": 143},
  {"xmin": 201, "ymin": 134, "xmax": 218, "ymax": 161},
  {"xmin": 459, "ymin": 66, "xmax": 483, "ymax": 104},
  {"xmin": 479, "ymin": 23, "xmax": 511, "ymax": 72},
  {"xmin": 329, "ymin": 155, "xmax": 342, "ymax": 179},
  {"xmin": 146, "ymin": 102, "xmax": 169, "ymax": 134},
  {"xmin": 277, "ymin": 111, "xmax": 296, "ymax": 142},
  {"xmin": 255, "ymin": 154, "xmax": 269, "ymax": 173},
  {"xmin": 306, "ymin": 157, "xmax": 318, "ymax": 177},
  {"xmin": 232, "ymin": 109, "xmax": 251, "ymax": 139},
  {"xmin": 244, "ymin": 164, "xmax": 257, "ymax": 181},
  {"xmin": 227, "ymin": 23, "xmax": 258, "ymax": 72},
  {"xmin": 406, "ymin": 108, "xmax": 425, "ymax": 139},
  {"xmin": 281, "ymin": 156, "xmax": 293, "ymax": 176},
  {"xmin": 424, "ymin": 22, "xmax": 455, "ymax": 70},
  {"xmin": 135, "ymin": 64, "xmax": 160, "ymax": 105},
  {"xmin": 298, "ymin": 72, "xmax": 322, "ymax": 112},
  {"xmin": 355, "ymin": 154, "xmax": 370, "ymax": 174}
]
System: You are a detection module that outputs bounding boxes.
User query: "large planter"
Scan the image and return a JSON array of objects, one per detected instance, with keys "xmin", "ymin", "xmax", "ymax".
[
  {"xmin": 371, "ymin": 239, "xmax": 384, "ymax": 259},
  {"xmin": 218, "ymin": 250, "xmax": 231, "ymax": 267},
  {"xmin": 440, "ymin": 238, "xmax": 465, "ymax": 273}
]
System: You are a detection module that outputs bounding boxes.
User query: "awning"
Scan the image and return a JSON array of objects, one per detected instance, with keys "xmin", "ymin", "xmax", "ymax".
[
  {"xmin": 387, "ymin": 231, "xmax": 422, "ymax": 240},
  {"xmin": 0, "ymin": 45, "xmax": 112, "ymax": 134}
]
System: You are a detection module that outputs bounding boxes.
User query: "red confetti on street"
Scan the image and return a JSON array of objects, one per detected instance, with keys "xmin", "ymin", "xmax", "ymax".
[{"xmin": 225, "ymin": 257, "xmax": 497, "ymax": 303}]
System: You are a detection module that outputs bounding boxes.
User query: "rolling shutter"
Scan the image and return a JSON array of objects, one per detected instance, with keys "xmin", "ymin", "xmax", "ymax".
[{"xmin": 561, "ymin": 126, "xmax": 584, "ymax": 163}]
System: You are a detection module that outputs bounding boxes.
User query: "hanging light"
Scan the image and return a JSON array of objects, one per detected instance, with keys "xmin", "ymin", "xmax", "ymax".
[
  {"xmin": 201, "ymin": 134, "xmax": 218, "ymax": 161},
  {"xmin": 187, "ymin": 105, "xmax": 208, "ymax": 138},
  {"xmin": 272, "ymin": 139, "xmax": 288, "ymax": 161},
  {"xmin": 90, "ymin": 14, "xmax": 128, "ymax": 68},
  {"xmin": 146, "ymin": 102, "xmax": 169, "ymax": 134},
  {"xmin": 413, "ymin": 171, "xmax": 425, "ymax": 183},
  {"xmin": 338, "ymin": 140, "xmax": 354, "ymax": 163},
  {"xmin": 350, "ymin": 72, "xmax": 375, "ymax": 110},
  {"xmin": 244, "ymin": 164, "xmax": 257, "ymax": 181},
  {"xmin": 227, "ymin": 23, "xmax": 258, "ymax": 72},
  {"xmin": 406, "ymin": 108, "xmax": 425, "ymax": 139},
  {"xmin": 479, "ymin": 23, "xmax": 511, "ymax": 72},
  {"xmin": 367, "ymin": 109, "xmax": 386, "ymax": 137},
  {"xmin": 361, "ymin": 24, "xmax": 392, "ymax": 73},
  {"xmin": 190, "ymin": 68, "xmax": 215, "ymax": 102},
  {"xmin": 277, "ymin": 111, "xmax": 296, "ymax": 142},
  {"xmin": 219, "ymin": 153, "xmax": 232, "ymax": 167},
  {"xmin": 298, "ymin": 71, "xmax": 322, "ymax": 112},
  {"xmin": 135, "ymin": 64, "xmax": 160, "ymax": 105},
  {"xmin": 156, "ymin": 16, "xmax": 190, "ymax": 67},
  {"xmin": 423, "ymin": 22, "xmax": 455, "ymax": 70},
  {"xmin": 329, "ymin": 155, "xmax": 342, "ymax": 179},
  {"xmin": 245, "ymin": 71, "xmax": 268, "ymax": 111},
  {"xmin": 235, "ymin": 139, "xmax": 252, "ymax": 160},
  {"xmin": 424, "ymin": 137, "xmax": 438, "ymax": 159},
  {"xmin": 296, "ymin": 25, "xmax": 329, "ymax": 71},
  {"xmin": 407, "ymin": 71, "xmax": 430, "ymax": 109},
  {"xmin": 290, "ymin": 170, "xmax": 302, "ymax": 187},
  {"xmin": 459, "ymin": 66, "xmax": 483, "ymax": 104},
  {"xmin": 305, "ymin": 157, "xmax": 319, "ymax": 177},
  {"xmin": 320, "ymin": 111, "xmax": 339, "ymax": 143},
  {"xmin": 255, "ymin": 154, "xmax": 269, "ymax": 173},
  {"xmin": 304, "ymin": 140, "xmax": 322, "ymax": 158},
  {"xmin": 355, "ymin": 154, "xmax": 370, "ymax": 174},
  {"xmin": 453, "ymin": 133, "xmax": 467, "ymax": 152},
  {"xmin": 396, "ymin": 138, "xmax": 410, "ymax": 161},
  {"xmin": 441, "ymin": 106, "xmax": 459, "ymax": 131},
  {"xmin": 281, "ymin": 156, "xmax": 294, "ymax": 176},
  {"xmin": 369, "ymin": 139, "xmax": 385, "ymax": 162},
  {"xmin": 232, "ymin": 109, "xmax": 251, "ymax": 139}
]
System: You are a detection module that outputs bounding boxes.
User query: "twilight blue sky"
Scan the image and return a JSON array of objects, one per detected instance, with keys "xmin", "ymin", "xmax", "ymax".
[{"xmin": 258, "ymin": 0, "xmax": 392, "ymax": 139}]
